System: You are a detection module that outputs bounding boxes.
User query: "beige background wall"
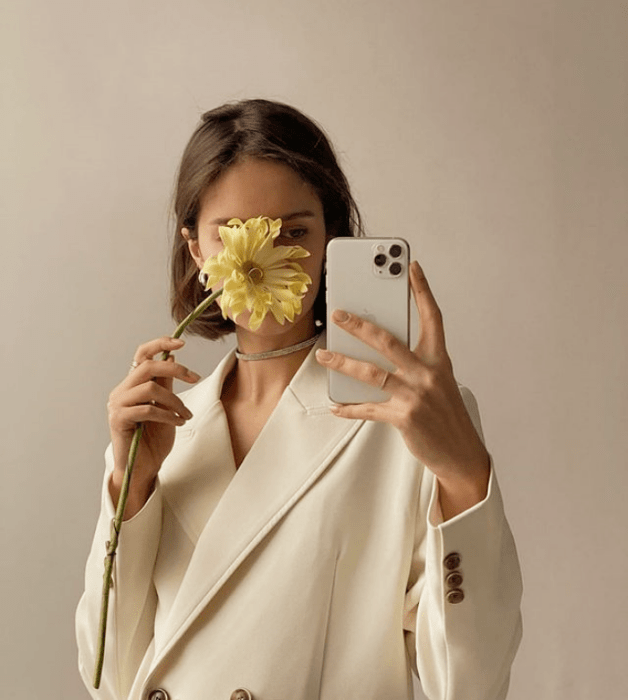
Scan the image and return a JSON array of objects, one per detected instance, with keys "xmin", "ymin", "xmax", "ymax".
[{"xmin": 2, "ymin": 1, "xmax": 626, "ymax": 698}]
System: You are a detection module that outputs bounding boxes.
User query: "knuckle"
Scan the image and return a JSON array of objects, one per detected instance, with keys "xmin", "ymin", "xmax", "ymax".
[
  {"xmin": 408, "ymin": 401, "xmax": 422, "ymax": 423},
  {"xmin": 348, "ymin": 313, "xmax": 362, "ymax": 330},
  {"xmin": 136, "ymin": 340, "xmax": 152, "ymax": 355},
  {"xmin": 364, "ymin": 404, "xmax": 378, "ymax": 420},
  {"xmin": 423, "ymin": 369, "xmax": 438, "ymax": 390},
  {"xmin": 414, "ymin": 381, "xmax": 430, "ymax": 403},
  {"xmin": 379, "ymin": 331, "xmax": 398, "ymax": 355},
  {"xmin": 364, "ymin": 364, "xmax": 381, "ymax": 384},
  {"xmin": 108, "ymin": 407, "xmax": 123, "ymax": 427},
  {"xmin": 401, "ymin": 404, "xmax": 420, "ymax": 432},
  {"xmin": 137, "ymin": 404, "xmax": 153, "ymax": 420},
  {"xmin": 141, "ymin": 359, "xmax": 156, "ymax": 374},
  {"xmin": 146, "ymin": 359, "xmax": 166, "ymax": 374},
  {"xmin": 334, "ymin": 354, "xmax": 347, "ymax": 370}
]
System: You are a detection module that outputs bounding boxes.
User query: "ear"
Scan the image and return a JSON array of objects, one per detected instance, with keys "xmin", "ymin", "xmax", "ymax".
[{"xmin": 181, "ymin": 228, "xmax": 204, "ymax": 269}]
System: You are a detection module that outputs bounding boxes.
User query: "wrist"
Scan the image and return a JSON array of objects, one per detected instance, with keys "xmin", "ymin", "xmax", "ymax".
[
  {"xmin": 108, "ymin": 471, "xmax": 156, "ymax": 520},
  {"xmin": 435, "ymin": 453, "xmax": 490, "ymax": 521}
]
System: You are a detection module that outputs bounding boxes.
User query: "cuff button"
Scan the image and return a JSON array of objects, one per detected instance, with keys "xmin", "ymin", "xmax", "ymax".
[
  {"xmin": 446, "ymin": 588, "xmax": 465, "ymax": 604},
  {"xmin": 443, "ymin": 552, "xmax": 461, "ymax": 570},
  {"xmin": 231, "ymin": 689, "xmax": 253, "ymax": 700},
  {"xmin": 446, "ymin": 571, "xmax": 463, "ymax": 588}
]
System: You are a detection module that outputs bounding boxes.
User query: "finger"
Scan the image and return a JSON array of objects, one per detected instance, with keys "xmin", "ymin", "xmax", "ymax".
[
  {"xmin": 329, "ymin": 400, "xmax": 394, "ymax": 424},
  {"xmin": 125, "ymin": 358, "xmax": 201, "ymax": 388},
  {"xmin": 117, "ymin": 382, "xmax": 194, "ymax": 420},
  {"xmin": 329, "ymin": 309, "xmax": 416, "ymax": 372},
  {"xmin": 409, "ymin": 261, "xmax": 447, "ymax": 360},
  {"xmin": 316, "ymin": 348, "xmax": 405, "ymax": 394},
  {"xmin": 112, "ymin": 404, "xmax": 189, "ymax": 430},
  {"xmin": 133, "ymin": 336, "xmax": 185, "ymax": 365}
]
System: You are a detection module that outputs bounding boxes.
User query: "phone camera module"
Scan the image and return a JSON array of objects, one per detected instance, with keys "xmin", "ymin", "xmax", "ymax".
[
  {"xmin": 374, "ymin": 253, "xmax": 387, "ymax": 267},
  {"xmin": 389, "ymin": 262, "xmax": 402, "ymax": 276},
  {"xmin": 389, "ymin": 244, "xmax": 402, "ymax": 258}
]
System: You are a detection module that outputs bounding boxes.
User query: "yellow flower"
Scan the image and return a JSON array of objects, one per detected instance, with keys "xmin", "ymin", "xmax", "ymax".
[{"xmin": 200, "ymin": 216, "xmax": 312, "ymax": 331}]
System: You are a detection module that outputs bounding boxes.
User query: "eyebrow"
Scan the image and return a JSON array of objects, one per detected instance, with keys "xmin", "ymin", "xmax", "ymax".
[{"xmin": 209, "ymin": 210, "xmax": 317, "ymax": 226}]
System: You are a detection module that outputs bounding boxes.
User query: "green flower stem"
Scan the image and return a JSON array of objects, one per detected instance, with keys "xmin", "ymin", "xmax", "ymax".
[{"xmin": 93, "ymin": 288, "xmax": 222, "ymax": 689}]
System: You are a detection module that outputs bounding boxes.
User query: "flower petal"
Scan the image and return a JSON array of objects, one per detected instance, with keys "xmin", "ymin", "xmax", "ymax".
[{"xmin": 199, "ymin": 216, "xmax": 312, "ymax": 329}]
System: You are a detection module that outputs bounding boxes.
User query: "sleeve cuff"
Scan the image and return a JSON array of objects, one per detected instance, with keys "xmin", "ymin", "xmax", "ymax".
[{"xmin": 427, "ymin": 456, "xmax": 496, "ymax": 529}]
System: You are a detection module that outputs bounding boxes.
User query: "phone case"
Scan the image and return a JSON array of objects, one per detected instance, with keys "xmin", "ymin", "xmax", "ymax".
[{"xmin": 326, "ymin": 237, "xmax": 410, "ymax": 404}]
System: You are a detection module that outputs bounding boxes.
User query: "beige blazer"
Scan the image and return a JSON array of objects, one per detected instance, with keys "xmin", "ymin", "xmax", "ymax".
[{"xmin": 76, "ymin": 340, "xmax": 522, "ymax": 700}]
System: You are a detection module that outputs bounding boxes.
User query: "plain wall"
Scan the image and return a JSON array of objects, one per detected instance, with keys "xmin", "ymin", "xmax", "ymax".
[{"xmin": 1, "ymin": 1, "xmax": 626, "ymax": 698}]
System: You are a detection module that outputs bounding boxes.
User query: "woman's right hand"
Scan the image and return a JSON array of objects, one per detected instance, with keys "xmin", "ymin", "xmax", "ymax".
[{"xmin": 107, "ymin": 336, "xmax": 201, "ymax": 518}]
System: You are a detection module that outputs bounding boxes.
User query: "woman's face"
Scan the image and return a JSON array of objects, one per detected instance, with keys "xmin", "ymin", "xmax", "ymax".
[{"xmin": 183, "ymin": 157, "xmax": 328, "ymax": 338}]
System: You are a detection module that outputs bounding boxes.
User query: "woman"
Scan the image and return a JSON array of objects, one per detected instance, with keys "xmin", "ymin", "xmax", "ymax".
[{"xmin": 76, "ymin": 99, "xmax": 522, "ymax": 700}]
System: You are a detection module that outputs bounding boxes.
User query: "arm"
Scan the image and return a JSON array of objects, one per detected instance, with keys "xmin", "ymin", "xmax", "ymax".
[
  {"xmin": 405, "ymin": 465, "xmax": 523, "ymax": 700},
  {"xmin": 76, "ymin": 336, "xmax": 199, "ymax": 696},
  {"xmin": 405, "ymin": 393, "xmax": 523, "ymax": 700},
  {"xmin": 316, "ymin": 262, "xmax": 522, "ymax": 697}
]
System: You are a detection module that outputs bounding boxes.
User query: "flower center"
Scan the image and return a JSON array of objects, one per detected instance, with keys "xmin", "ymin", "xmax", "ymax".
[{"xmin": 242, "ymin": 261, "xmax": 264, "ymax": 284}]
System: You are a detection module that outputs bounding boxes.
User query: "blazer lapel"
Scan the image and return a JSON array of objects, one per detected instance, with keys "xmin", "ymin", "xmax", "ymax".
[
  {"xmin": 158, "ymin": 351, "xmax": 237, "ymax": 543},
  {"xmin": 152, "ymin": 335, "xmax": 363, "ymax": 668}
]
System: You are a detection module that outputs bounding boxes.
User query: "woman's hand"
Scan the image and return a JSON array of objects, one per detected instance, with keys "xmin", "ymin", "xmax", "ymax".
[
  {"xmin": 107, "ymin": 336, "xmax": 201, "ymax": 517},
  {"xmin": 315, "ymin": 261, "xmax": 490, "ymax": 519}
]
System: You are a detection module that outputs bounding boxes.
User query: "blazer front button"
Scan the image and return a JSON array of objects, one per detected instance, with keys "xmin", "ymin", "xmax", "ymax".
[
  {"xmin": 148, "ymin": 690, "xmax": 170, "ymax": 700},
  {"xmin": 443, "ymin": 552, "xmax": 461, "ymax": 570},
  {"xmin": 230, "ymin": 689, "xmax": 253, "ymax": 700},
  {"xmin": 446, "ymin": 588, "xmax": 465, "ymax": 604}
]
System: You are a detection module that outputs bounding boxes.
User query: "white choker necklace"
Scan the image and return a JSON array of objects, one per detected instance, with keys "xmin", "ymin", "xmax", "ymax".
[{"xmin": 235, "ymin": 333, "xmax": 323, "ymax": 361}]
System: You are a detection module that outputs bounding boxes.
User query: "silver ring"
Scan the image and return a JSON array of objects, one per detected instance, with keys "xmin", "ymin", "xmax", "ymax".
[
  {"xmin": 379, "ymin": 371, "xmax": 389, "ymax": 390},
  {"xmin": 129, "ymin": 360, "xmax": 139, "ymax": 374}
]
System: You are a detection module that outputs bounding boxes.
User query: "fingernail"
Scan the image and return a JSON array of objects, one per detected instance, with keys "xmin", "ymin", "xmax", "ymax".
[
  {"xmin": 188, "ymin": 371, "xmax": 201, "ymax": 381},
  {"xmin": 332, "ymin": 309, "xmax": 349, "ymax": 323},
  {"xmin": 171, "ymin": 338, "xmax": 184, "ymax": 345},
  {"xmin": 316, "ymin": 349, "xmax": 333, "ymax": 362}
]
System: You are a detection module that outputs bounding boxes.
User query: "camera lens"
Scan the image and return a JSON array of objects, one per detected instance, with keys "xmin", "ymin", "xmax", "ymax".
[
  {"xmin": 389, "ymin": 262, "xmax": 402, "ymax": 276},
  {"xmin": 374, "ymin": 253, "xmax": 387, "ymax": 267},
  {"xmin": 389, "ymin": 244, "xmax": 402, "ymax": 258}
]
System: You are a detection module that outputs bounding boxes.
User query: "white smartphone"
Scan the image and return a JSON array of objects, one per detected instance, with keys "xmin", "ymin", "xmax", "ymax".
[{"xmin": 326, "ymin": 237, "xmax": 411, "ymax": 404}]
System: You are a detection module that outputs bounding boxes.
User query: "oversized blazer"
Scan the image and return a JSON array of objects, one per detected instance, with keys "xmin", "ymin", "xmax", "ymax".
[{"xmin": 76, "ymin": 337, "xmax": 522, "ymax": 700}]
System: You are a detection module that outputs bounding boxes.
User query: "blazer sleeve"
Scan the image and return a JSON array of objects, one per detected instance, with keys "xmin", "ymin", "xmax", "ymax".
[
  {"xmin": 403, "ymin": 387, "xmax": 523, "ymax": 700},
  {"xmin": 75, "ymin": 444, "xmax": 163, "ymax": 700}
]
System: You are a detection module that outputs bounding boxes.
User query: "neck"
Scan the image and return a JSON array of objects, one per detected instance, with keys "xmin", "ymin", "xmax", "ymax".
[{"xmin": 228, "ymin": 318, "xmax": 318, "ymax": 403}]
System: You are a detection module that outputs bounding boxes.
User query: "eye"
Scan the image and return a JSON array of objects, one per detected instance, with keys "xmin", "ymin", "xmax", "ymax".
[{"xmin": 279, "ymin": 227, "xmax": 308, "ymax": 241}]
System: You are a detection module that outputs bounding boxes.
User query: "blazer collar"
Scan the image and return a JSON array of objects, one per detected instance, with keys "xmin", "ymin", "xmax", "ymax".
[
  {"xmin": 178, "ymin": 331, "xmax": 331, "ymax": 413},
  {"xmin": 152, "ymin": 332, "xmax": 363, "ymax": 667}
]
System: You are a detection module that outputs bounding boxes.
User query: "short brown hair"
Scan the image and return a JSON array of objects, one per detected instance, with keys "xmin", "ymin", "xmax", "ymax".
[{"xmin": 171, "ymin": 98, "xmax": 363, "ymax": 340}]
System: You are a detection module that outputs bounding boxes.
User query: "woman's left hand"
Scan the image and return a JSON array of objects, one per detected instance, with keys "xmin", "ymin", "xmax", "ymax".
[{"xmin": 316, "ymin": 260, "xmax": 490, "ymax": 518}]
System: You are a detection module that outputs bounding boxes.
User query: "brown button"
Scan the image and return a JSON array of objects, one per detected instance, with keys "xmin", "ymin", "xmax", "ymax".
[
  {"xmin": 443, "ymin": 552, "xmax": 461, "ymax": 570},
  {"xmin": 446, "ymin": 571, "xmax": 463, "ymax": 588},
  {"xmin": 446, "ymin": 588, "xmax": 465, "ymax": 604},
  {"xmin": 230, "ymin": 689, "xmax": 253, "ymax": 700},
  {"xmin": 148, "ymin": 691, "xmax": 170, "ymax": 700}
]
